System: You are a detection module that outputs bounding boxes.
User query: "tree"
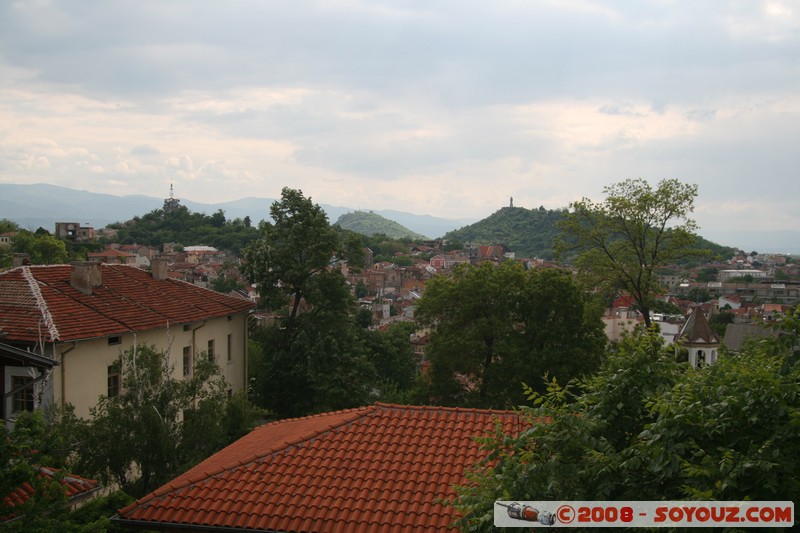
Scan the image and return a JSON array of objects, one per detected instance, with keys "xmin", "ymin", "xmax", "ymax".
[
  {"xmin": 210, "ymin": 273, "xmax": 244, "ymax": 294},
  {"xmin": 416, "ymin": 261, "xmax": 605, "ymax": 409},
  {"xmin": 11, "ymin": 231, "xmax": 69, "ymax": 264},
  {"xmin": 243, "ymin": 188, "xmax": 375, "ymax": 418},
  {"xmin": 557, "ymin": 178, "xmax": 699, "ymax": 328},
  {"xmin": 78, "ymin": 344, "xmax": 260, "ymax": 497},
  {"xmin": 242, "ymin": 187, "xmax": 363, "ymax": 326},
  {"xmin": 453, "ymin": 316, "xmax": 800, "ymax": 530}
]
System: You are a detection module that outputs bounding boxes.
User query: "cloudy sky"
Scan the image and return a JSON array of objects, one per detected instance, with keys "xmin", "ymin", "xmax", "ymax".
[{"xmin": 1, "ymin": 0, "xmax": 798, "ymax": 241}]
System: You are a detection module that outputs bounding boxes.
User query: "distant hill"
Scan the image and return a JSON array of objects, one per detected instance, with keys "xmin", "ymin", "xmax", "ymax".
[
  {"xmin": 445, "ymin": 206, "xmax": 566, "ymax": 259},
  {"xmin": 334, "ymin": 211, "xmax": 427, "ymax": 240},
  {"xmin": 0, "ymin": 183, "xmax": 474, "ymax": 239},
  {"xmin": 444, "ymin": 205, "xmax": 737, "ymax": 261}
]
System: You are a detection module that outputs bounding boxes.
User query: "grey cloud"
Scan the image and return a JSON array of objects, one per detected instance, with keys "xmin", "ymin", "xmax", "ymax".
[{"xmin": 131, "ymin": 144, "xmax": 161, "ymax": 156}]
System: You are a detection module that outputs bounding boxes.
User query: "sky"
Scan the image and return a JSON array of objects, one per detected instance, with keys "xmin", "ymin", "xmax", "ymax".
[{"xmin": 1, "ymin": 0, "xmax": 799, "ymax": 242}]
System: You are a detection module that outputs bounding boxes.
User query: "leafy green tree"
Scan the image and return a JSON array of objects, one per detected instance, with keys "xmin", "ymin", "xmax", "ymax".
[
  {"xmin": 1, "ymin": 412, "xmax": 70, "ymax": 526},
  {"xmin": 557, "ymin": 178, "xmax": 700, "ymax": 327},
  {"xmin": 243, "ymin": 188, "xmax": 363, "ymax": 324},
  {"xmin": 210, "ymin": 273, "xmax": 244, "ymax": 294},
  {"xmin": 687, "ymin": 287, "xmax": 711, "ymax": 303},
  {"xmin": 695, "ymin": 266, "xmax": 719, "ymax": 282},
  {"xmin": 416, "ymin": 261, "xmax": 604, "ymax": 409},
  {"xmin": 0, "ymin": 218, "xmax": 20, "ymax": 233},
  {"xmin": 454, "ymin": 315, "xmax": 800, "ymax": 530},
  {"xmin": 77, "ymin": 344, "xmax": 260, "ymax": 497},
  {"xmin": 709, "ymin": 310, "xmax": 734, "ymax": 337},
  {"xmin": 243, "ymin": 188, "xmax": 376, "ymax": 418},
  {"xmin": 11, "ymin": 231, "xmax": 69, "ymax": 264}
]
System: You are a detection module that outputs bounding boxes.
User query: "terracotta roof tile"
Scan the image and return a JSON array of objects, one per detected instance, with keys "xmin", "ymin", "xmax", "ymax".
[
  {"xmin": 0, "ymin": 265, "xmax": 254, "ymax": 342},
  {"xmin": 3, "ymin": 467, "xmax": 100, "ymax": 513},
  {"xmin": 117, "ymin": 402, "xmax": 526, "ymax": 532}
]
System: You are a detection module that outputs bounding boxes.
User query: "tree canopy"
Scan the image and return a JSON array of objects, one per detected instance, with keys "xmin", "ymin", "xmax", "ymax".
[
  {"xmin": 453, "ymin": 313, "xmax": 800, "ymax": 530},
  {"xmin": 557, "ymin": 178, "xmax": 700, "ymax": 327},
  {"xmin": 242, "ymin": 188, "xmax": 417, "ymax": 418},
  {"xmin": 415, "ymin": 261, "xmax": 605, "ymax": 409}
]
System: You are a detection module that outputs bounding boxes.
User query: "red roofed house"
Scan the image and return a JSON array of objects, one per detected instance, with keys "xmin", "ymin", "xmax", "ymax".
[
  {"xmin": 3, "ymin": 467, "xmax": 101, "ymax": 519},
  {"xmin": 0, "ymin": 260, "xmax": 255, "ymax": 419},
  {"xmin": 114, "ymin": 402, "xmax": 526, "ymax": 532}
]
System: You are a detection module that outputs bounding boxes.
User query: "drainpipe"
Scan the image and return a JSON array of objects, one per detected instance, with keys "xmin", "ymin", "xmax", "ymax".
[
  {"xmin": 58, "ymin": 342, "xmax": 77, "ymax": 409},
  {"xmin": 243, "ymin": 313, "xmax": 249, "ymax": 392}
]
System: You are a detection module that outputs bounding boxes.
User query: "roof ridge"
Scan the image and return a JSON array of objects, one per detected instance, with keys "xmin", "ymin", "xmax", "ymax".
[
  {"xmin": 373, "ymin": 401, "xmax": 518, "ymax": 417},
  {"xmin": 21, "ymin": 266, "xmax": 60, "ymax": 341}
]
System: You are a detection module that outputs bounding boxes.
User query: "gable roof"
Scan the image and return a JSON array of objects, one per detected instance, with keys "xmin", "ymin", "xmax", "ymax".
[
  {"xmin": 676, "ymin": 306, "xmax": 719, "ymax": 345},
  {"xmin": 0, "ymin": 264, "xmax": 255, "ymax": 343},
  {"xmin": 115, "ymin": 402, "xmax": 526, "ymax": 532}
]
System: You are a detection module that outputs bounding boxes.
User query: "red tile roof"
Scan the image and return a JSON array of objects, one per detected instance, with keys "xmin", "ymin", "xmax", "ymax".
[
  {"xmin": 3, "ymin": 467, "xmax": 100, "ymax": 513},
  {"xmin": 116, "ymin": 403, "xmax": 526, "ymax": 532},
  {"xmin": 0, "ymin": 265, "xmax": 255, "ymax": 343}
]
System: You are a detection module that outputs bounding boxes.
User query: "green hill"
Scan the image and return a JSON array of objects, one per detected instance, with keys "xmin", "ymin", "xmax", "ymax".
[
  {"xmin": 334, "ymin": 211, "xmax": 427, "ymax": 240},
  {"xmin": 444, "ymin": 206, "xmax": 735, "ymax": 262},
  {"xmin": 444, "ymin": 206, "xmax": 565, "ymax": 259}
]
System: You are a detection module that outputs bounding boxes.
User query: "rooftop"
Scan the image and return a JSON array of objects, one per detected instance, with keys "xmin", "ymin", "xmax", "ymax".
[
  {"xmin": 116, "ymin": 402, "xmax": 526, "ymax": 532},
  {"xmin": 0, "ymin": 264, "xmax": 255, "ymax": 343}
]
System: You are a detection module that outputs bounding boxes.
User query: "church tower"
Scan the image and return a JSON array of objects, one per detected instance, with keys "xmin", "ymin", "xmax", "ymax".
[{"xmin": 675, "ymin": 306, "xmax": 720, "ymax": 367}]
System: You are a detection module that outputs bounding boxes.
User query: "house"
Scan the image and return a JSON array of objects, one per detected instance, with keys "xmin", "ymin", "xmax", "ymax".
[
  {"xmin": 114, "ymin": 402, "xmax": 526, "ymax": 532},
  {"xmin": 429, "ymin": 253, "xmax": 470, "ymax": 271},
  {"xmin": 674, "ymin": 306, "xmax": 720, "ymax": 367},
  {"xmin": 0, "ymin": 260, "xmax": 255, "ymax": 419},
  {"xmin": 3, "ymin": 467, "xmax": 101, "ymax": 519},
  {"xmin": 0, "ymin": 340, "xmax": 57, "ymax": 425},
  {"xmin": 87, "ymin": 247, "xmax": 138, "ymax": 264},
  {"xmin": 54, "ymin": 222, "xmax": 94, "ymax": 242}
]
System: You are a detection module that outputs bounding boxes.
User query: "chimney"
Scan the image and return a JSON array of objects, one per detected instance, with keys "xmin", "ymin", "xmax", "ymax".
[
  {"xmin": 151, "ymin": 257, "xmax": 169, "ymax": 280},
  {"xmin": 70, "ymin": 261, "xmax": 102, "ymax": 295},
  {"xmin": 13, "ymin": 253, "xmax": 31, "ymax": 268}
]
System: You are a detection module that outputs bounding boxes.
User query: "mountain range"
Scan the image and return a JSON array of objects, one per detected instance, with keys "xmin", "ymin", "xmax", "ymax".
[
  {"xmin": 1, "ymin": 183, "xmax": 798, "ymax": 254},
  {"xmin": 0, "ymin": 183, "xmax": 475, "ymax": 240}
]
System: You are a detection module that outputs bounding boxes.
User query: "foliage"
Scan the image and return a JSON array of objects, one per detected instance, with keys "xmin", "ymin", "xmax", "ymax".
[
  {"xmin": 11, "ymin": 230, "xmax": 69, "ymax": 264},
  {"xmin": 695, "ymin": 266, "xmax": 719, "ymax": 282},
  {"xmin": 210, "ymin": 272, "xmax": 244, "ymax": 294},
  {"xmin": 335, "ymin": 211, "xmax": 426, "ymax": 240},
  {"xmin": 709, "ymin": 310, "xmax": 735, "ymax": 337},
  {"xmin": 242, "ymin": 187, "xmax": 364, "ymax": 321},
  {"xmin": 454, "ymin": 319, "xmax": 800, "ymax": 530},
  {"xmin": 1, "ymin": 411, "xmax": 70, "ymax": 525},
  {"xmin": 110, "ymin": 205, "xmax": 259, "ymax": 255},
  {"xmin": 243, "ymin": 189, "xmax": 419, "ymax": 418},
  {"xmin": 76, "ymin": 344, "xmax": 261, "ymax": 497},
  {"xmin": 557, "ymin": 178, "xmax": 701, "ymax": 328},
  {"xmin": 444, "ymin": 206, "xmax": 566, "ymax": 259},
  {"xmin": 416, "ymin": 261, "xmax": 605, "ymax": 409}
]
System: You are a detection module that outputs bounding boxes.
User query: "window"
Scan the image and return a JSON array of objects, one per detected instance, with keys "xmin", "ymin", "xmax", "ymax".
[
  {"xmin": 107, "ymin": 364, "xmax": 120, "ymax": 398},
  {"xmin": 183, "ymin": 324, "xmax": 191, "ymax": 332},
  {"xmin": 183, "ymin": 346, "xmax": 192, "ymax": 377},
  {"xmin": 207, "ymin": 339, "xmax": 215, "ymax": 364},
  {"xmin": 12, "ymin": 376, "xmax": 34, "ymax": 413},
  {"xmin": 227, "ymin": 334, "xmax": 232, "ymax": 363},
  {"xmin": 108, "ymin": 335, "xmax": 121, "ymax": 345}
]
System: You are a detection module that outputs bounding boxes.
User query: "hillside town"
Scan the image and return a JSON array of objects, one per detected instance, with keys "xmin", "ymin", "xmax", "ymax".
[{"xmin": 1, "ymin": 184, "xmax": 798, "ymax": 531}]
